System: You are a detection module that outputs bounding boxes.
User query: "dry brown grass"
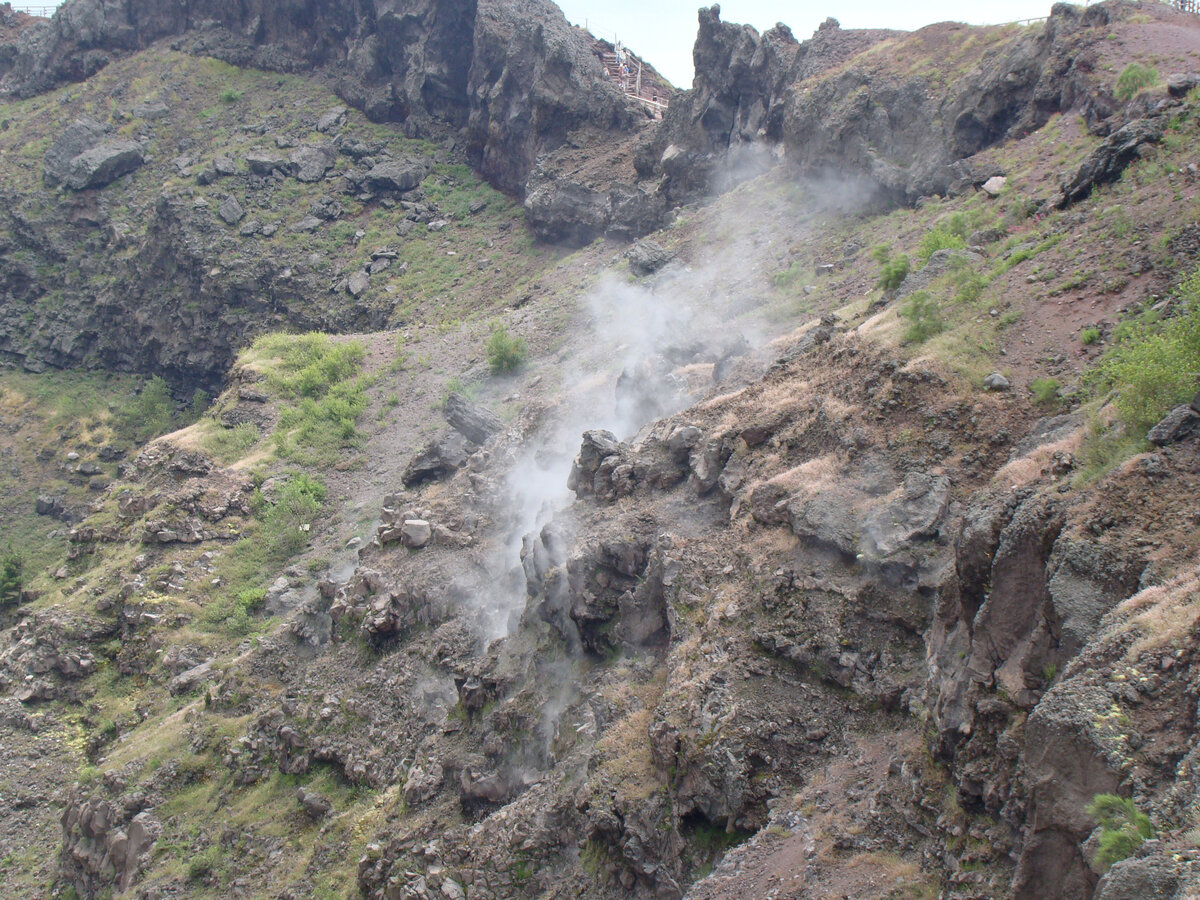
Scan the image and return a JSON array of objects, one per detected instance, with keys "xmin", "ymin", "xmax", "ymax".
[
  {"xmin": 1116, "ymin": 568, "xmax": 1200, "ymax": 660},
  {"xmin": 991, "ymin": 428, "xmax": 1084, "ymax": 490}
]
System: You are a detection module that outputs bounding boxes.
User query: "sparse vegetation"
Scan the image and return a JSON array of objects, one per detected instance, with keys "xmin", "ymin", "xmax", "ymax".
[
  {"xmin": 114, "ymin": 375, "xmax": 178, "ymax": 443},
  {"xmin": 485, "ymin": 326, "xmax": 528, "ymax": 374},
  {"xmin": 1114, "ymin": 62, "xmax": 1159, "ymax": 102},
  {"xmin": 1030, "ymin": 377, "xmax": 1061, "ymax": 409},
  {"xmin": 899, "ymin": 291, "xmax": 945, "ymax": 344},
  {"xmin": 916, "ymin": 221, "xmax": 968, "ymax": 265},
  {"xmin": 1086, "ymin": 794, "xmax": 1154, "ymax": 872},
  {"xmin": 877, "ymin": 253, "xmax": 910, "ymax": 292},
  {"xmin": 1080, "ymin": 326, "xmax": 1101, "ymax": 345},
  {"xmin": 0, "ymin": 547, "xmax": 22, "ymax": 606},
  {"xmin": 1086, "ymin": 265, "xmax": 1200, "ymax": 436}
]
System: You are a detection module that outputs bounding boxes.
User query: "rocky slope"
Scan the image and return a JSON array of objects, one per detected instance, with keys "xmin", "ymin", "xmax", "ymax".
[{"xmin": 2, "ymin": 1, "xmax": 1200, "ymax": 899}]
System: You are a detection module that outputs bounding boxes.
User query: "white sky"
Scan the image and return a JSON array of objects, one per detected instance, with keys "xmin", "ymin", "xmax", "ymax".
[
  {"xmin": 554, "ymin": 0, "xmax": 1066, "ymax": 86},
  {"xmin": 36, "ymin": 0, "xmax": 1066, "ymax": 88}
]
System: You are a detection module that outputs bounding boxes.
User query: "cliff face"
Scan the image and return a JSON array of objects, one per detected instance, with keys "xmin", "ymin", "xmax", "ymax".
[
  {"xmin": 639, "ymin": 2, "xmax": 1116, "ymax": 206},
  {"xmin": 0, "ymin": 0, "xmax": 626, "ymax": 204}
]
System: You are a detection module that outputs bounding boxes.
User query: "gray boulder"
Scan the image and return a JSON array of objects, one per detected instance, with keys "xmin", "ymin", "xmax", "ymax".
[
  {"xmin": 983, "ymin": 372, "xmax": 1011, "ymax": 391},
  {"xmin": 365, "ymin": 160, "xmax": 425, "ymax": 192},
  {"xmin": 65, "ymin": 142, "xmax": 144, "ymax": 190},
  {"xmin": 626, "ymin": 239, "xmax": 674, "ymax": 276},
  {"xmin": 42, "ymin": 117, "xmax": 107, "ymax": 186},
  {"xmin": 296, "ymin": 788, "xmax": 332, "ymax": 819},
  {"xmin": 1166, "ymin": 73, "xmax": 1200, "ymax": 98},
  {"xmin": 443, "ymin": 393, "xmax": 502, "ymax": 445},
  {"xmin": 861, "ymin": 473, "xmax": 950, "ymax": 557},
  {"xmin": 316, "ymin": 105, "xmax": 348, "ymax": 131},
  {"xmin": 246, "ymin": 150, "xmax": 287, "ymax": 175},
  {"xmin": 400, "ymin": 519, "xmax": 432, "ymax": 549},
  {"xmin": 403, "ymin": 433, "xmax": 469, "ymax": 487},
  {"xmin": 1147, "ymin": 404, "xmax": 1200, "ymax": 446},
  {"xmin": 289, "ymin": 144, "xmax": 335, "ymax": 182},
  {"xmin": 347, "ymin": 271, "xmax": 370, "ymax": 297},
  {"xmin": 217, "ymin": 196, "xmax": 245, "ymax": 225},
  {"xmin": 1058, "ymin": 117, "xmax": 1164, "ymax": 207}
]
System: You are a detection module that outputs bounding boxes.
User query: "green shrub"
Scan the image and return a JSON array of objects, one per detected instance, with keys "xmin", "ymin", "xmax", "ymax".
[
  {"xmin": 1115, "ymin": 63, "xmax": 1159, "ymax": 102},
  {"xmin": 1086, "ymin": 265, "xmax": 1200, "ymax": 436},
  {"xmin": 218, "ymin": 88, "xmax": 243, "ymax": 103},
  {"xmin": 917, "ymin": 225, "xmax": 967, "ymax": 265},
  {"xmin": 1030, "ymin": 377, "xmax": 1062, "ymax": 409},
  {"xmin": 262, "ymin": 474, "xmax": 326, "ymax": 561},
  {"xmin": 201, "ymin": 587, "xmax": 266, "ymax": 638},
  {"xmin": 899, "ymin": 291, "xmax": 945, "ymax": 344},
  {"xmin": 1080, "ymin": 326, "xmax": 1101, "ymax": 345},
  {"xmin": 1086, "ymin": 794, "xmax": 1153, "ymax": 872},
  {"xmin": 878, "ymin": 254, "xmax": 910, "ymax": 292},
  {"xmin": 486, "ymin": 326, "xmax": 528, "ymax": 374},
  {"xmin": 0, "ymin": 547, "xmax": 21, "ymax": 606},
  {"xmin": 115, "ymin": 375, "xmax": 177, "ymax": 443}
]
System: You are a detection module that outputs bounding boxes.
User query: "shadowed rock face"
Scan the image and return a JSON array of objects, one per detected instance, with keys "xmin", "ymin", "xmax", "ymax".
[{"xmin": 0, "ymin": 0, "xmax": 621, "ymax": 206}]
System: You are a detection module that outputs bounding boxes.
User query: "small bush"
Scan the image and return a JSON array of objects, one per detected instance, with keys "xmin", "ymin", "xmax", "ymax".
[
  {"xmin": 115, "ymin": 376, "xmax": 177, "ymax": 443},
  {"xmin": 1080, "ymin": 326, "xmax": 1101, "ymax": 345},
  {"xmin": 1115, "ymin": 63, "xmax": 1159, "ymax": 102},
  {"xmin": 486, "ymin": 326, "xmax": 528, "ymax": 374},
  {"xmin": 219, "ymin": 88, "xmax": 243, "ymax": 103},
  {"xmin": 1086, "ymin": 265, "xmax": 1200, "ymax": 436},
  {"xmin": 1086, "ymin": 794, "xmax": 1153, "ymax": 872},
  {"xmin": 0, "ymin": 547, "xmax": 22, "ymax": 606},
  {"xmin": 1030, "ymin": 377, "xmax": 1061, "ymax": 409},
  {"xmin": 201, "ymin": 587, "xmax": 266, "ymax": 638},
  {"xmin": 878, "ymin": 254, "xmax": 910, "ymax": 292},
  {"xmin": 262, "ymin": 474, "xmax": 326, "ymax": 561},
  {"xmin": 899, "ymin": 291, "xmax": 945, "ymax": 344},
  {"xmin": 917, "ymin": 225, "xmax": 967, "ymax": 265}
]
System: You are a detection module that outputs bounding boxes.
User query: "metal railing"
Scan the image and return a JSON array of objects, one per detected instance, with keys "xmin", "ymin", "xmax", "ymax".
[{"xmin": 9, "ymin": 6, "xmax": 58, "ymax": 16}]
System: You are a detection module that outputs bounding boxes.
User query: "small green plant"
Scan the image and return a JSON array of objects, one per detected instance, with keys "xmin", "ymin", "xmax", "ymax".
[
  {"xmin": 1086, "ymin": 265, "xmax": 1200, "ymax": 436},
  {"xmin": 486, "ymin": 326, "xmax": 528, "ymax": 374},
  {"xmin": 1030, "ymin": 377, "xmax": 1062, "ymax": 409},
  {"xmin": 899, "ymin": 291, "xmax": 945, "ymax": 344},
  {"xmin": 877, "ymin": 253, "xmax": 910, "ymax": 292},
  {"xmin": 115, "ymin": 375, "xmax": 177, "ymax": 443},
  {"xmin": 0, "ymin": 546, "xmax": 21, "ymax": 606},
  {"xmin": 1114, "ymin": 63, "xmax": 1159, "ymax": 102},
  {"xmin": 1086, "ymin": 794, "xmax": 1153, "ymax": 872},
  {"xmin": 261, "ymin": 473, "xmax": 326, "ymax": 561},
  {"xmin": 917, "ymin": 225, "xmax": 968, "ymax": 265},
  {"xmin": 201, "ymin": 586, "xmax": 267, "ymax": 638},
  {"xmin": 1081, "ymin": 327, "xmax": 1101, "ymax": 345},
  {"xmin": 218, "ymin": 88, "xmax": 243, "ymax": 103}
]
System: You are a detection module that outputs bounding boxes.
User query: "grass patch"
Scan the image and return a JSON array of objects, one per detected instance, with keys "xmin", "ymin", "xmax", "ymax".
[
  {"xmin": 247, "ymin": 333, "xmax": 368, "ymax": 466},
  {"xmin": 202, "ymin": 422, "xmax": 259, "ymax": 464},
  {"xmin": 1087, "ymin": 794, "xmax": 1153, "ymax": 872},
  {"xmin": 1029, "ymin": 377, "xmax": 1061, "ymax": 410}
]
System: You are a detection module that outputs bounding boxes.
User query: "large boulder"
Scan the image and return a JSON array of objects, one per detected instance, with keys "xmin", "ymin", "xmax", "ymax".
[
  {"xmin": 1057, "ymin": 116, "xmax": 1165, "ymax": 207},
  {"xmin": 65, "ymin": 141, "xmax": 144, "ymax": 189},
  {"xmin": 364, "ymin": 159, "xmax": 425, "ymax": 192},
  {"xmin": 42, "ymin": 117, "xmax": 107, "ymax": 186}
]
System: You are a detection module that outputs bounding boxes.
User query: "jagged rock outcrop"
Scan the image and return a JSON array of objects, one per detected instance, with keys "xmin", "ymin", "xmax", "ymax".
[
  {"xmin": 639, "ymin": 2, "xmax": 1123, "ymax": 206},
  {"xmin": 0, "ymin": 0, "xmax": 636, "ymax": 218}
]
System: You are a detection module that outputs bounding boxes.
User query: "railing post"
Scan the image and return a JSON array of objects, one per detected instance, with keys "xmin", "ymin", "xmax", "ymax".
[{"xmin": 636, "ymin": 61, "xmax": 642, "ymax": 98}]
